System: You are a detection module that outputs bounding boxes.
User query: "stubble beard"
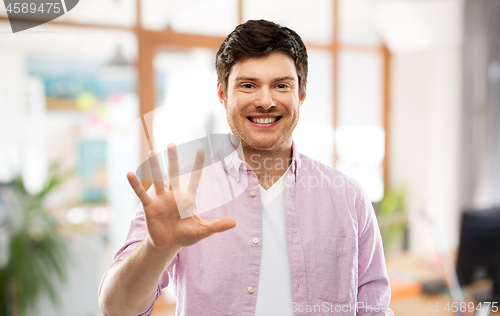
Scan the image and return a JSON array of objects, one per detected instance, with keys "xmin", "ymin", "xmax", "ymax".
[{"xmin": 227, "ymin": 112, "xmax": 297, "ymax": 154}]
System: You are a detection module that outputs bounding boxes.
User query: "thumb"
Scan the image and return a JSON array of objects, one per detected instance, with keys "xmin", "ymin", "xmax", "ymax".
[{"xmin": 204, "ymin": 217, "xmax": 237, "ymax": 235}]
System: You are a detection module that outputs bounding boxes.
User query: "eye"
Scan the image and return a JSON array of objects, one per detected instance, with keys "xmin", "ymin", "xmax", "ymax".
[
  {"xmin": 242, "ymin": 84, "xmax": 254, "ymax": 89},
  {"xmin": 276, "ymin": 84, "xmax": 289, "ymax": 89}
]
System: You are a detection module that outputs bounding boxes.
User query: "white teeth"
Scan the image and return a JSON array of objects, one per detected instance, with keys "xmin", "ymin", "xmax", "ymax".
[{"xmin": 251, "ymin": 117, "xmax": 277, "ymax": 124}]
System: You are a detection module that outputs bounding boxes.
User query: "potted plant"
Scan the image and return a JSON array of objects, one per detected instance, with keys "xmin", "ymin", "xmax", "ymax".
[
  {"xmin": 374, "ymin": 186, "xmax": 408, "ymax": 255},
  {"xmin": 0, "ymin": 164, "xmax": 73, "ymax": 316}
]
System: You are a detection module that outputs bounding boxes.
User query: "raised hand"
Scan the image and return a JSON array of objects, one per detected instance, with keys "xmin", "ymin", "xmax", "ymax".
[{"xmin": 126, "ymin": 144, "xmax": 237, "ymax": 253}]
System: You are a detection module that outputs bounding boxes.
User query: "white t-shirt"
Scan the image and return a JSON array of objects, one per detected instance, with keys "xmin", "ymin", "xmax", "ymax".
[{"xmin": 254, "ymin": 171, "xmax": 294, "ymax": 315}]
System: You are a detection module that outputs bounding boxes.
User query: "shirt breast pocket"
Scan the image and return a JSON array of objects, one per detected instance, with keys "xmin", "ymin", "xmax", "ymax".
[{"xmin": 316, "ymin": 236, "xmax": 358, "ymax": 303}]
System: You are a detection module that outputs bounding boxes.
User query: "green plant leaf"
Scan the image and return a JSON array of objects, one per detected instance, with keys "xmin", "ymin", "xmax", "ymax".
[{"xmin": 1, "ymin": 165, "xmax": 73, "ymax": 315}]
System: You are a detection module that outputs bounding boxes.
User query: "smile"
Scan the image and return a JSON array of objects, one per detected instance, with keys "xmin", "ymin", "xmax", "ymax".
[{"xmin": 247, "ymin": 116, "xmax": 282, "ymax": 124}]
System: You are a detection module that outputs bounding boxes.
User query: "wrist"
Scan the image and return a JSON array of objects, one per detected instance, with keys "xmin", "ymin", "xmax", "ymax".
[{"xmin": 143, "ymin": 235, "xmax": 182, "ymax": 258}]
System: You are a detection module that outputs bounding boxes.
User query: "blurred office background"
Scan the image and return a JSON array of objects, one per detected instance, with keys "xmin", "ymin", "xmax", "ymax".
[{"xmin": 0, "ymin": 0, "xmax": 499, "ymax": 315}]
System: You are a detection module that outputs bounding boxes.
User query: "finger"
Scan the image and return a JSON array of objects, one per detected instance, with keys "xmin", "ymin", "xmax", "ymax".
[
  {"xmin": 148, "ymin": 151, "xmax": 165, "ymax": 195},
  {"xmin": 127, "ymin": 171, "xmax": 152, "ymax": 207},
  {"xmin": 167, "ymin": 143, "xmax": 180, "ymax": 189},
  {"xmin": 203, "ymin": 217, "xmax": 237, "ymax": 237},
  {"xmin": 187, "ymin": 148, "xmax": 205, "ymax": 192}
]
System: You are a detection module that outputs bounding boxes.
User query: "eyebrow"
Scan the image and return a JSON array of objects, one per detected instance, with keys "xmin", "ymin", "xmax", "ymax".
[
  {"xmin": 234, "ymin": 76, "xmax": 258, "ymax": 82},
  {"xmin": 234, "ymin": 76, "xmax": 296, "ymax": 82},
  {"xmin": 274, "ymin": 76, "xmax": 296, "ymax": 82}
]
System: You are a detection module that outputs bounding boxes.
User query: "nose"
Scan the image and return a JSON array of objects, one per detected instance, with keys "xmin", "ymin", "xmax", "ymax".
[{"xmin": 254, "ymin": 87, "xmax": 276, "ymax": 110}]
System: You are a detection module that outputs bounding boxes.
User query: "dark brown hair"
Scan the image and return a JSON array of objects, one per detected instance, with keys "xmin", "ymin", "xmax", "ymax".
[{"xmin": 216, "ymin": 19, "xmax": 308, "ymax": 97}]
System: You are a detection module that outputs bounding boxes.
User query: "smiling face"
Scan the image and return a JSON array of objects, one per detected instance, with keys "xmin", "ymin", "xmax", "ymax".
[{"xmin": 218, "ymin": 52, "xmax": 306, "ymax": 152}]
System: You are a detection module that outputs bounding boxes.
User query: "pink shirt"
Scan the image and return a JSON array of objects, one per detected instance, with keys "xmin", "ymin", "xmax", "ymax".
[{"xmin": 104, "ymin": 138, "xmax": 393, "ymax": 316}]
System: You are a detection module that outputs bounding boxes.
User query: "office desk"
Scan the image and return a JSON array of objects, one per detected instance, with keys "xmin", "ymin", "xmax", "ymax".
[{"xmin": 387, "ymin": 252, "xmax": 498, "ymax": 316}]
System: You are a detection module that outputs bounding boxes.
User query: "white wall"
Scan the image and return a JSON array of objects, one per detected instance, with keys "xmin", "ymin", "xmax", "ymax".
[{"xmin": 382, "ymin": 0, "xmax": 464, "ymax": 253}]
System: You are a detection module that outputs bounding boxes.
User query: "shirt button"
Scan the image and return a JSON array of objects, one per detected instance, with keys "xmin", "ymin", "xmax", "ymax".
[
  {"xmin": 252, "ymin": 237, "xmax": 259, "ymax": 244},
  {"xmin": 243, "ymin": 165, "xmax": 248, "ymax": 170},
  {"xmin": 248, "ymin": 286, "xmax": 254, "ymax": 294},
  {"xmin": 250, "ymin": 190, "xmax": 256, "ymax": 197},
  {"xmin": 233, "ymin": 172, "xmax": 238, "ymax": 178}
]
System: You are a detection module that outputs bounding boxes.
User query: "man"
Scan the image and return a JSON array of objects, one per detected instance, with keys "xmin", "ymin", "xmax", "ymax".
[{"xmin": 99, "ymin": 20, "xmax": 393, "ymax": 316}]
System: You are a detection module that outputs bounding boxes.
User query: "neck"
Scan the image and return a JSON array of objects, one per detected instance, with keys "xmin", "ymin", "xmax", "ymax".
[{"xmin": 238, "ymin": 140, "xmax": 293, "ymax": 190}]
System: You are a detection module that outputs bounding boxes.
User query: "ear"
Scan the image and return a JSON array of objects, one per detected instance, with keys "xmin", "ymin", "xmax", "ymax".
[
  {"xmin": 299, "ymin": 85, "xmax": 307, "ymax": 105},
  {"xmin": 217, "ymin": 82, "xmax": 228, "ymax": 110}
]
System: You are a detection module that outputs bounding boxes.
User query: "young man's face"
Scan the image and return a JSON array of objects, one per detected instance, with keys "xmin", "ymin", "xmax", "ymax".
[{"xmin": 218, "ymin": 52, "xmax": 306, "ymax": 151}]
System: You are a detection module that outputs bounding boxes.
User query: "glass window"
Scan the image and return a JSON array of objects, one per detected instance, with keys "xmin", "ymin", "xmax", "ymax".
[
  {"xmin": 294, "ymin": 49, "xmax": 334, "ymax": 167},
  {"xmin": 142, "ymin": 0, "xmax": 238, "ymax": 35},
  {"xmin": 336, "ymin": 51, "xmax": 384, "ymax": 201},
  {"xmin": 339, "ymin": 0, "xmax": 381, "ymax": 45},
  {"xmin": 338, "ymin": 50, "xmax": 383, "ymax": 126},
  {"xmin": 58, "ymin": 0, "xmax": 136, "ymax": 27},
  {"xmin": 244, "ymin": 0, "xmax": 334, "ymax": 45}
]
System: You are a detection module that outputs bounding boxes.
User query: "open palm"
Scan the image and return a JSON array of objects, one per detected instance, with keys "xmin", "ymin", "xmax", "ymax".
[{"xmin": 126, "ymin": 144, "xmax": 236, "ymax": 252}]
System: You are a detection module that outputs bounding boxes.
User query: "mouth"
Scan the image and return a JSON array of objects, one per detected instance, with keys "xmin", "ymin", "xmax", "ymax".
[{"xmin": 246, "ymin": 116, "xmax": 282, "ymax": 124}]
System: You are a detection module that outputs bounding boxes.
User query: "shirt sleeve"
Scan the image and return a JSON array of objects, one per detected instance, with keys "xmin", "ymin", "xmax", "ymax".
[
  {"xmin": 355, "ymin": 184, "xmax": 394, "ymax": 316},
  {"xmin": 99, "ymin": 183, "xmax": 177, "ymax": 316}
]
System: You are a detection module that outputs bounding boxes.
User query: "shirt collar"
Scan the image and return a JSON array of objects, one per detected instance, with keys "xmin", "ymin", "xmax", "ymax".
[{"xmin": 216, "ymin": 134, "xmax": 300, "ymax": 182}]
